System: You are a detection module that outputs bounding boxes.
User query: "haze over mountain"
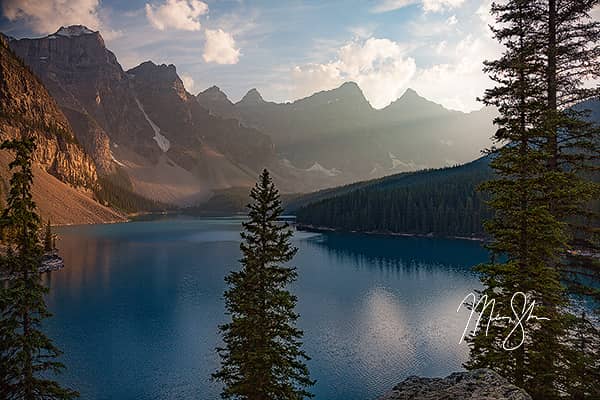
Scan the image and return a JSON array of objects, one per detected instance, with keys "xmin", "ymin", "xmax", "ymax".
[
  {"xmin": 5, "ymin": 25, "xmax": 500, "ymax": 208},
  {"xmin": 7, "ymin": 26, "xmax": 310, "ymax": 205},
  {"xmin": 197, "ymin": 82, "xmax": 498, "ymax": 182}
]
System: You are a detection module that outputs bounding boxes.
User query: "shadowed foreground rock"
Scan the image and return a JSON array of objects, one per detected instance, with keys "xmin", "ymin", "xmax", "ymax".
[{"xmin": 378, "ymin": 369, "xmax": 531, "ymax": 400}]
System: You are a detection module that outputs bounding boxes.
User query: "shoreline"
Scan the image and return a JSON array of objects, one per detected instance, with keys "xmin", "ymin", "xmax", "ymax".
[
  {"xmin": 1, "ymin": 251, "xmax": 65, "ymax": 281},
  {"xmin": 295, "ymin": 223, "xmax": 487, "ymax": 242}
]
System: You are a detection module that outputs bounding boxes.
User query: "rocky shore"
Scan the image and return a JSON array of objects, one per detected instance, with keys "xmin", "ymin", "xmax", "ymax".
[
  {"xmin": 1, "ymin": 251, "xmax": 65, "ymax": 280},
  {"xmin": 378, "ymin": 369, "xmax": 531, "ymax": 400}
]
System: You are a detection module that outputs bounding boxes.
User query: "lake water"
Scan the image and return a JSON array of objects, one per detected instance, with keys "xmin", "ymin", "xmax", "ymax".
[{"xmin": 45, "ymin": 217, "xmax": 489, "ymax": 400}]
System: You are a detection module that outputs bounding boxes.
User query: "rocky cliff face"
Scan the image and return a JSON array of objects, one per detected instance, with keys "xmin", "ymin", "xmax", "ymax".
[
  {"xmin": 8, "ymin": 26, "xmax": 311, "ymax": 203},
  {"xmin": 127, "ymin": 61, "xmax": 276, "ymax": 172},
  {"xmin": 378, "ymin": 369, "xmax": 531, "ymax": 400},
  {"xmin": 9, "ymin": 25, "xmax": 160, "ymax": 175},
  {"xmin": 0, "ymin": 34, "xmax": 124, "ymax": 224},
  {"xmin": 0, "ymin": 34, "xmax": 97, "ymax": 188}
]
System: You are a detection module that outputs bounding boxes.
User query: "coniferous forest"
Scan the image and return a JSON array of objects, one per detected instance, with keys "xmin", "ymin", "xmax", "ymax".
[{"xmin": 295, "ymin": 158, "xmax": 494, "ymax": 237}]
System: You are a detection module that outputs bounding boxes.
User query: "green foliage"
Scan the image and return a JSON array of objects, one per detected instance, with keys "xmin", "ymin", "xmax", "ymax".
[
  {"xmin": 296, "ymin": 159, "xmax": 493, "ymax": 237},
  {"xmin": 94, "ymin": 168, "xmax": 172, "ymax": 213},
  {"xmin": 465, "ymin": 1, "xmax": 600, "ymax": 399},
  {"xmin": 43, "ymin": 219, "xmax": 53, "ymax": 252},
  {"xmin": 0, "ymin": 135, "xmax": 78, "ymax": 399},
  {"xmin": 213, "ymin": 169, "xmax": 314, "ymax": 400},
  {"xmin": 184, "ymin": 187, "xmax": 250, "ymax": 216}
]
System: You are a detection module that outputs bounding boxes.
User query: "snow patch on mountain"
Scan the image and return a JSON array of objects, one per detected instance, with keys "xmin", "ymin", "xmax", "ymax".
[
  {"xmin": 134, "ymin": 97, "xmax": 170, "ymax": 152},
  {"xmin": 110, "ymin": 151, "xmax": 126, "ymax": 167},
  {"xmin": 306, "ymin": 162, "xmax": 342, "ymax": 177},
  {"xmin": 55, "ymin": 25, "xmax": 95, "ymax": 37},
  {"xmin": 388, "ymin": 153, "xmax": 427, "ymax": 171}
]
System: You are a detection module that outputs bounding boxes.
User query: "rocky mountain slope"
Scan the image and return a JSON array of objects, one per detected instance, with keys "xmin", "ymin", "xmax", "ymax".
[
  {"xmin": 8, "ymin": 26, "xmax": 323, "ymax": 204},
  {"xmin": 0, "ymin": 34, "xmax": 124, "ymax": 224},
  {"xmin": 8, "ymin": 24, "xmax": 499, "ymax": 202},
  {"xmin": 197, "ymin": 82, "xmax": 498, "ymax": 185}
]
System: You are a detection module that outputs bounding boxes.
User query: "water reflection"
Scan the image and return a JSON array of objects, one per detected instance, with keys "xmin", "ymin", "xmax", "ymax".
[{"xmin": 42, "ymin": 219, "xmax": 489, "ymax": 400}]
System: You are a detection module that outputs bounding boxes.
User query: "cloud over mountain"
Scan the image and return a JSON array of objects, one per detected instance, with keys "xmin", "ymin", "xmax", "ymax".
[
  {"xmin": 145, "ymin": 0, "xmax": 208, "ymax": 31},
  {"xmin": 203, "ymin": 28, "xmax": 240, "ymax": 64},
  {"xmin": 292, "ymin": 37, "xmax": 417, "ymax": 109},
  {"xmin": 2, "ymin": 0, "xmax": 101, "ymax": 34}
]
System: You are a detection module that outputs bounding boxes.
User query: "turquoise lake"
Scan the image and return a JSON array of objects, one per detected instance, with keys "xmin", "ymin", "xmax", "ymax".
[{"xmin": 46, "ymin": 217, "xmax": 489, "ymax": 399}]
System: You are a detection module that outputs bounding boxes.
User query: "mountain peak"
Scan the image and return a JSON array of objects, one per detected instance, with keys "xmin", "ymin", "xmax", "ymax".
[
  {"xmin": 127, "ymin": 61, "xmax": 187, "ymax": 99},
  {"xmin": 238, "ymin": 88, "xmax": 265, "ymax": 105},
  {"xmin": 54, "ymin": 25, "xmax": 97, "ymax": 37},
  {"xmin": 332, "ymin": 81, "xmax": 366, "ymax": 99},
  {"xmin": 128, "ymin": 61, "xmax": 178, "ymax": 80},
  {"xmin": 340, "ymin": 81, "xmax": 360, "ymax": 89},
  {"xmin": 199, "ymin": 85, "xmax": 230, "ymax": 102},
  {"xmin": 399, "ymin": 88, "xmax": 422, "ymax": 100}
]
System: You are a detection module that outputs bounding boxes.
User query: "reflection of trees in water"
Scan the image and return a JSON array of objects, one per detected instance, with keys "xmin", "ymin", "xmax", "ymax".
[
  {"xmin": 42, "ymin": 237, "xmax": 119, "ymax": 298},
  {"xmin": 303, "ymin": 232, "xmax": 489, "ymax": 276}
]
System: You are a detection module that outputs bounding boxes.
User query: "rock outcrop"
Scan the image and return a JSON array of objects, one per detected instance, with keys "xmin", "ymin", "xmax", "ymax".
[
  {"xmin": 0, "ymin": 33, "xmax": 125, "ymax": 224},
  {"xmin": 378, "ymin": 369, "xmax": 531, "ymax": 400},
  {"xmin": 8, "ymin": 25, "xmax": 157, "ymax": 174},
  {"xmin": 0, "ymin": 33, "xmax": 98, "ymax": 189},
  {"xmin": 8, "ymin": 26, "xmax": 311, "ymax": 202}
]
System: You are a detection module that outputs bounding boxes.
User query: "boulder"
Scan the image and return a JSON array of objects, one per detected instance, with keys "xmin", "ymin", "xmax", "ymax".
[{"xmin": 378, "ymin": 369, "xmax": 531, "ymax": 400}]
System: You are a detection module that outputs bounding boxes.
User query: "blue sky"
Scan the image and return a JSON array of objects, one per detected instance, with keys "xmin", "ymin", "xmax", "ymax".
[{"xmin": 0, "ymin": 0, "xmax": 547, "ymax": 111}]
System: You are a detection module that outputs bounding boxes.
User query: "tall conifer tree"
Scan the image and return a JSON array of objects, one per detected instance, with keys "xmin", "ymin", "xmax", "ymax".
[
  {"xmin": 0, "ymin": 136, "xmax": 78, "ymax": 399},
  {"xmin": 468, "ymin": 1, "xmax": 600, "ymax": 399},
  {"xmin": 213, "ymin": 169, "xmax": 314, "ymax": 400}
]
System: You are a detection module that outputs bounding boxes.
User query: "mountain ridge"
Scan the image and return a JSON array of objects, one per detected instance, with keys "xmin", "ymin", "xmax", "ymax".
[
  {"xmin": 8, "ymin": 26, "xmax": 319, "ymax": 204},
  {"xmin": 197, "ymin": 79, "xmax": 497, "ymax": 185}
]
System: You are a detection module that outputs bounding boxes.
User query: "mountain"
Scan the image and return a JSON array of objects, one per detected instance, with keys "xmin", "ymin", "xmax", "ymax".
[
  {"xmin": 126, "ymin": 61, "xmax": 277, "ymax": 184},
  {"xmin": 0, "ymin": 34, "xmax": 124, "ymax": 224},
  {"xmin": 292, "ymin": 97, "xmax": 600, "ymax": 237},
  {"xmin": 8, "ymin": 26, "xmax": 308, "ymax": 205},
  {"xmin": 197, "ymin": 82, "xmax": 498, "ymax": 186}
]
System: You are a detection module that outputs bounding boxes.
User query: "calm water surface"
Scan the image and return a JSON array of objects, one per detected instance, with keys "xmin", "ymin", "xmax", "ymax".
[{"xmin": 45, "ymin": 217, "xmax": 489, "ymax": 400}]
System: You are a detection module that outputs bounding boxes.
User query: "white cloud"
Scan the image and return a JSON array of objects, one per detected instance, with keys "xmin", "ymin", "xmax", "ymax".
[
  {"xmin": 372, "ymin": 0, "xmax": 419, "ymax": 13},
  {"xmin": 411, "ymin": 34, "xmax": 499, "ymax": 111},
  {"xmin": 291, "ymin": 28, "xmax": 503, "ymax": 112},
  {"xmin": 2, "ymin": 0, "xmax": 101, "ymax": 34},
  {"xmin": 180, "ymin": 73, "xmax": 196, "ymax": 93},
  {"xmin": 446, "ymin": 15, "xmax": 458, "ymax": 25},
  {"xmin": 423, "ymin": 0, "xmax": 465, "ymax": 12},
  {"xmin": 203, "ymin": 28, "xmax": 240, "ymax": 64},
  {"xmin": 145, "ymin": 0, "xmax": 208, "ymax": 31},
  {"xmin": 372, "ymin": 0, "xmax": 465, "ymax": 13},
  {"xmin": 2, "ymin": 0, "xmax": 123, "ymax": 41},
  {"xmin": 291, "ymin": 63, "xmax": 343, "ymax": 99},
  {"xmin": 435, "ymin": 40, "xmax": 447, "ymax": 54},
  {"xmin": 292, "ymin": 38, "xmax": 417, "ymax": 108}
]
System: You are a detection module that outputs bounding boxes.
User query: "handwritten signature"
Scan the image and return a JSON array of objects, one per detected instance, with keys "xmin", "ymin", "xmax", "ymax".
[{"xmin": 457, "ymin": 292, "xmax": 549, "ymax": 351}]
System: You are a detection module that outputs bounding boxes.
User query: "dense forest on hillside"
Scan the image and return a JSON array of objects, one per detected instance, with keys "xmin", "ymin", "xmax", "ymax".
[
  {"xmin": 295, "ymin": 158, "xmax": 493, "ymax": 237},
  {"xmin": 95, "ymin": 168, "xmax": 172, "ymax": 213}
]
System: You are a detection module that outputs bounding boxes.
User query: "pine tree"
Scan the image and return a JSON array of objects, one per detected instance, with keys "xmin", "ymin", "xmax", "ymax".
[
  {"xmin": 467, "ymin": 1, "xmax": 600, "ymax": 399},
  {"xmin": 43, "ymin": 220, "xmax": 53, "ymax": 253},
  {"xmin": 465, "ymin": 1, "xmax": 571, "ymax": 398},
  {"xmin": 213, "ymin": 169, "xmax": 314, "ymax": 400},
  {"xmin": 539, "ymin": 1, "xmax": 600, "ymax": 397},
  {"xmin": 0, "ymin": 136, "xmax": 78, "ymax": 399}
]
